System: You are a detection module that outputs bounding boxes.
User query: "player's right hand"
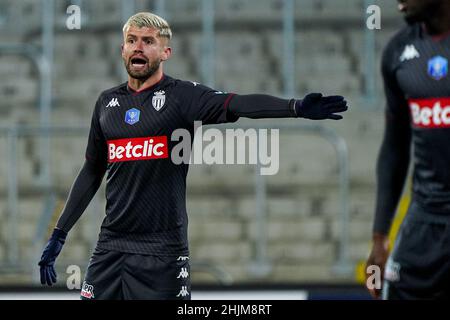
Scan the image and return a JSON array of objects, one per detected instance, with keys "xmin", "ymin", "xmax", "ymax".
[
  {"xmin": 365, "ymin": 233, "xmax": 390, "ymax": 299},
  {"xmin": 38, "ymin": 228, "xmax": 67, "ymax": 286}
]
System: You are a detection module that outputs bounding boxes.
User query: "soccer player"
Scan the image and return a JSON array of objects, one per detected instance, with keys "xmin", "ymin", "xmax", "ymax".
[
  {"xmin": 366, "ymin": 0, "xmax": 450, "ymax": 300},
  {"xmin": 38, "ymin": 12, "xmax": 348, "ymax": 300}
]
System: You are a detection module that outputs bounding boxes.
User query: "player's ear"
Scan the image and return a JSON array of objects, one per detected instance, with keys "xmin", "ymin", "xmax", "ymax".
[
  {"xmin": 121, "ymin": 43, "xmax": 125, "ymax": 57},
  {"xmin": 161, "ymin": 46, "xmax": 172, "ymax": 62}
]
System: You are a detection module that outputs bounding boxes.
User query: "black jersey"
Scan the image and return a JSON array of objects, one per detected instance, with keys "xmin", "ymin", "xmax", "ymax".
[
  {"xmin": 382, "ymin": 24, "xmax": 450, "ymax": 213},
  {"xmin": 85, "ymin": 75, "xmax": 238, "ymax": 255}
]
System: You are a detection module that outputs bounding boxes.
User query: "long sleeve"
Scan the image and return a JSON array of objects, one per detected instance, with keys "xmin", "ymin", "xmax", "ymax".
[
  {"xmin": 56, "ymin": 159, "xmax": 106, "ymax": 233},
  {"xmin": 372, "ymin": 40, "xmax": 412, "ymax": 235},
  {"xmin": 227, "ymin": 94, "xmax": 297, "ymax": 119},
  {"xmin": 373, "ymin": 110, "xmax": 411, "ymax": 234}
]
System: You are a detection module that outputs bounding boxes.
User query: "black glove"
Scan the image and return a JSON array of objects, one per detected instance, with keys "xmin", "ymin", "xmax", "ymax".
[
  {"xmin": 38, "ymin": 228, "xmax": 67, "ymax": 286},
  {"xmin": 296, "ymin": 93, "xmax": 348, "ymax": 120}
]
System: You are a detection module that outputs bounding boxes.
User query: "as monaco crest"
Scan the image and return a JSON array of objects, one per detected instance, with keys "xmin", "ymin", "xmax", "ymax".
[{"xmin": 152, "ymin": 90, "xmax": 166, "ymax": 111}]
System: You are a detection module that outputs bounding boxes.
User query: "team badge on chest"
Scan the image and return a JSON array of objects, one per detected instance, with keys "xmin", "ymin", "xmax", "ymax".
[
  {"xmin": 125, "ymin": 108, "xmax": 141, "ymax": 125},
  {"xmin": 152, "ymin": 90, "xmax": 166, "ymax": 111},
  {"xmin": 427, "ymin": 56, "xmax": 448, "ymax": 80}
]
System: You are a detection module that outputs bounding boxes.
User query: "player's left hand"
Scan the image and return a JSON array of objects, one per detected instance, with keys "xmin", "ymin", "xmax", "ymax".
[
  {"xmin": 38, "ymin": 228, "xmax": 67, "ymax": 286},
  {"xmin": 296, "ymin": 93, "xmax": 348, "ymax": 120},
  {"xmin": 365, "ymin": 233, "xmax": 390, "ymax": 299}
]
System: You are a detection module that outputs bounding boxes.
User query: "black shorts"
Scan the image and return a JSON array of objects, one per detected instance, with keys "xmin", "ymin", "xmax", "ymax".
[
  {"xmin": 383, "ymin": 200, "xmax": 450, "ymax": 300},
  {"xmin": 80, "ymin": 247, "xmax": 191, "ymax": 300}
]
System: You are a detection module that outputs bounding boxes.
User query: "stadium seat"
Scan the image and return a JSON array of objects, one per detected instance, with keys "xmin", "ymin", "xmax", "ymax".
[
  {"xmin": 215, "ymin": 0, "xmax": 284, "ymax": 21},
  {"xmin": 53, "ymin": 77, "xmax": 117, "ymax": 105},
  {"xmin": 83, "ymin": 0, "xmax": 122, "ymax": 27},
  {"xmin": 2, "ymin": 0, "xmax": 40, "ymax": 35},
  {"xmin": 0, "ymin": 77, "xmax": 38, "ymax": 106},
  {"xmin": 0, "ymin": 57, "xmax": 33, "ymax": 77},
  {"xmin": 165, "ymin": 0, "xmax": 202, "ymax": 20}
]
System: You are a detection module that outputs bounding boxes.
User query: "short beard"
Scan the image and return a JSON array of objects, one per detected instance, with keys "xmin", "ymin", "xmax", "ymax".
[{"xmin": 125, "ymin": 58, "xmax": 161, "ymax": 81}]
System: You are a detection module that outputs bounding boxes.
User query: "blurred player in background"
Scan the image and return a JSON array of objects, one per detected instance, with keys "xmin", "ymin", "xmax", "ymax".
[
  {"xmin": 366, "ymin": 0, "xmax": 450, "ymax": 299},
  {"xmin": 38, "ymin": 12, "xmax": 348, "ymax": 300}
]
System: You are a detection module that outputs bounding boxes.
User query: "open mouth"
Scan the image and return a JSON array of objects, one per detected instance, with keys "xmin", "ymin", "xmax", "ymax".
[{"xmin": 130, "ymin": 57, "xmax": 148, "ymax": 68}]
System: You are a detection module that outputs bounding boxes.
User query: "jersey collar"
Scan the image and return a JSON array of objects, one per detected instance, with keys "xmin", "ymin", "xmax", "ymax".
[
  {"xmin": 127, "ymin": 74, "xmax": 166, "ymax": 95},
  {"xmin": 421, "ymin": 23, "xmax": 450, "ymax": 42}
]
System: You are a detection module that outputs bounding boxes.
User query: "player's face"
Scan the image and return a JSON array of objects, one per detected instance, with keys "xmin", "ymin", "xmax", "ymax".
[
  {"xmin": 122, "ymin": 26, "xmax": 171, "ymax": 80},
  {"xmin": 397, "ymin": 0, "xmax": 442, "ymax": 24}
]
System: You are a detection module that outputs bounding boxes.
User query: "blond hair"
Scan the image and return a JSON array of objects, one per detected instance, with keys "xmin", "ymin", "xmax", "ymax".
[{"xmin": 123, "ymin": 12, "xmax": 172, "ymax": 40}]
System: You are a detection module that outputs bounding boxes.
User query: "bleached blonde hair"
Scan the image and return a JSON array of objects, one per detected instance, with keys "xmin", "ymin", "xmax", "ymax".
[{"xmin": 123, "ymin": 12, "xmax": 172, "ymax": 40}]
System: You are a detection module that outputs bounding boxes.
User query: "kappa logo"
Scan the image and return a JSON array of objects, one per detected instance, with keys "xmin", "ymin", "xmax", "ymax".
[
  {"xmin": 80, "ymin": 281, "xmax": 95, "ymax": 299},
  {"xmin": 152, "ymin": 90, "xmax": 166, "ymax": 111},
  {"xmin": 176, "ymin": 286, "xmax": 190, "ymax": 298},
  {"xmin": 177, "ymin": 268, "xmax": 189, "ymax": 279},
  {"xmin": 106, "ymin": 98, "xmax": 120, "ymax": 108},
  {"xmin": 399, "ymin": 44, "xmax": 420, "ymax": 62},
  {"xmin": 177, "ymin": 256, "xmax": 189, "ymax": 261}
]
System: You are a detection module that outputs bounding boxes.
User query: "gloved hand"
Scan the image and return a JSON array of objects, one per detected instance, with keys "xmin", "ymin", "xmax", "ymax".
[
  {"xmin": 296, "ymin": 93, "xmax": 348, "ymax": 120},
  {"xmin": 38, "ymin": 228, "xmax": 67, "ymax": 286}
]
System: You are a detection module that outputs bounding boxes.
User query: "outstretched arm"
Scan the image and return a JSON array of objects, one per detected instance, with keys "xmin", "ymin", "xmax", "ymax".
[
  {"xmin": 227, "ymin": 93, "xmax": 348, "ymax": 120},
  {"xmin": 38, "ymin": 159, "xmax": 106, "ymax": 286},
  {"xmin": 181, "ymin": 81, "xmax": 348, "ymax": 124}
]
